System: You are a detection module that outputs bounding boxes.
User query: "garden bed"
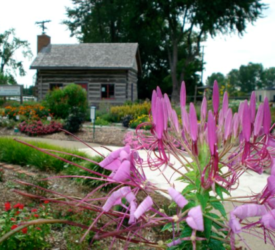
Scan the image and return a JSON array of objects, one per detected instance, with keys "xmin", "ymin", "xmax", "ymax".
[
  {"xmin": 0, "ymin": 123, "xmax": 130, "ymax": 146},
  {"xmin": 0, "ymin": 160, "xmax": 171, "ymax": 249}
]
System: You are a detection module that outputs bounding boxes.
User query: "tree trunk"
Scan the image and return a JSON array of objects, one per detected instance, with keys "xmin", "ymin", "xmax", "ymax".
[{"xmin": 169, "ymin": 40, "xmax": 180, "ymax": 104}]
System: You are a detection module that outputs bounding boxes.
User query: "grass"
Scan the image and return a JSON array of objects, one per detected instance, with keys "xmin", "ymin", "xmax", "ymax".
[{"xmin": 0, "ymin": 137, "xmax": 110, "ymax": 189}]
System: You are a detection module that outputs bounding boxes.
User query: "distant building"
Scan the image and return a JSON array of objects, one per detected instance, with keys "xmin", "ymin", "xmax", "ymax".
[
  {"xmin": 255, "ymin": 88, "xmax": 275, "ymax": 102},
  {"xmin": 30, "ymin": 34, "xmax": 141, "ymax": 106}
]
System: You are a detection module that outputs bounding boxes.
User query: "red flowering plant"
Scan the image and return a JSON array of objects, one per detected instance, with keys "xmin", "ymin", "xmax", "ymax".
[
  {"xmin": 2, "ymin": 81, "xmax": 275, "ymax": 249},
  {"xmin": 0, "ymin": 201, "xmax": 52, "ymax": 249},
  {"xmin": 19, "ymin": 120, "xmax": 62, "ymax": 136}
]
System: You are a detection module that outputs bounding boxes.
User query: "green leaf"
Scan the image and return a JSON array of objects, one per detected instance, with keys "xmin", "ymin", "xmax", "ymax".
[
  {"xmin": 216, "ymin": 185, "xmax": 230, "ymax": 200},
  {"xmin": 210, "ymin": 201, "xmax": 227, "ymax": 218},
  {"xmin": 161, "ymin": 223, "xmax": 172, "ymax": 232},
  {"xmin": 204, "ymin": 216, "xmax": 212, "ymax": 240},
  {"xmin": 184, "ymin": 171, "xmax": 196, "ymax": 182},
  {"xmin": 196, "ymin": 192, "xmax": 209, "ymax": 211},
  {"xmin": 181, "ymin": 184, "xmax": 196, "ymax": 195}
]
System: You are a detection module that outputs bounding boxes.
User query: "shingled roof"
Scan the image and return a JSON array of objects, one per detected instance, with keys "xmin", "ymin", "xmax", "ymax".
[{"xmin": 30, "ymin": 43, "xmax": 141, "ymax": 72}]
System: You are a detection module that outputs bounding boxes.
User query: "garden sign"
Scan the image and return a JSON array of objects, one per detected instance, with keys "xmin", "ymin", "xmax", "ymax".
[{"xmin": 0, "ymin": 85, "xmax": 23, "ymax": 104}]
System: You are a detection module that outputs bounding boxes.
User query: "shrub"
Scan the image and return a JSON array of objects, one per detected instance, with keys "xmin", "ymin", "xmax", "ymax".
[
  {"xmin": 110, "ymin": 101, "xmax": 150, "ymax": 122},
  {"xmin": 63, "ymin": 107, "xmax": 85, "ymax": 133},
  {"xmin": 43, "ymin": 84, "xmax": 88, "ymax": 119}
]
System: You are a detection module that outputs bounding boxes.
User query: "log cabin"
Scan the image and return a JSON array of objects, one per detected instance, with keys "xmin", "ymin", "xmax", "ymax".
[{"xmin": 30, "ymin": 34, "xmax": 141, "ymax": 106}]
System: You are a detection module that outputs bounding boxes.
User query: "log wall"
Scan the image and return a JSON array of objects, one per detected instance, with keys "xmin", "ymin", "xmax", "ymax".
[{"xmin": 36, "ymin": 69, "xmax": 138, "ymax": 106}]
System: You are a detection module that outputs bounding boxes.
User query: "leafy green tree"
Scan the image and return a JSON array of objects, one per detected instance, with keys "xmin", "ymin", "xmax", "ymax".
[
  {"xmin": 206, "ymin": 73, "xmax": 226, "ymax": 87},
  {"xmin": 238, "ymin": 62, "xmax": 264, "ymax": 93},
  {"xmin": 226, "ymin": 69, "xmax": 241, "ymax": 97},
  {"xmin": 262, "ymin": 67, "xmax": 275, "ymax": 88},
  {"xmin": 0, "ymin": 29, "xmax": 32, "ymax": 78},
  {"xmin": 0, "ymin": 72, "xmax": 17, "ymax": 85},
  {"xmin": 64, "ymin": 0, "xmax": 266, "ymax": 102}
]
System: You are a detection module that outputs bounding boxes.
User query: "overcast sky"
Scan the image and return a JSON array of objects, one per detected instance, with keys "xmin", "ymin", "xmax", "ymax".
[{"xmin": 0, "ymin": 0, "xmax": 274, "ymax": 87}]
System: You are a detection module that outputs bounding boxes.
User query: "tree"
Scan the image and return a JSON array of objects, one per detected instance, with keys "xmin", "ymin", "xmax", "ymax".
[
  {"xmin": 206, "ymin": 73, "xmax": 226, "ymax": 87},
  {"xmin": 262, "ymin": 67, "xmax": 275, "ymax": 88},
  {"xmin": 0, "ymin": 29, "xmax": 32, "ymax": 79},
  {"xmin": 64, "ymin": 0, "xmax": 266, "ymax": 102},
  {"xmin": 0, "ymin": 72, "xmax": 17, "ymax": 85},
  {"xmin": 238, "ymin": 62, "xmax": 264, "ymax": 93}
]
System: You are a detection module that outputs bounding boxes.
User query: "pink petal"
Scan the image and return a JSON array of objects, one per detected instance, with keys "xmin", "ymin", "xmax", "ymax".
[
  {"xmin": 224, "ymin": 109, "xmax": 233, "ymax": 140},
  {"xmin": 151, "ymin": 90, "xmax": 157, "ymax": 125},
  {"xmin": 162, "ymin": 98, "xmax": 168, "ymax": 131},
  {"xmin": 180, "ymin": 81, "xmax": 186, "ymax": 108},
  {"xmin": 189, "ymin": 103, "xmax": 198, "ymax": 141},
  {"xmin": 119, "ymin": 150, "xmax": 130, "ymax": 161},
  {"xmin": 201, "ymin": 96, "xmax": 207, "ymax": 121},
  {"xmin": 168, "ymin": 187, "xmax": 188, "ymax": 208},
  {"xmin": 233, "ymin": 113, "xmax": 239, "ymax": 138},
  {"xmin": 207, "ymin": 111, "xmax": 216, "ymax": 155},
  {"xmin": 155, "ymin": 97, "xmax": 164, "ymax": 139},
  {"xmin": 164, "ymin": 94, "xmax": 172, "ymax": 118},
  {"xmin": 213, "ymin": 80, "xmax": 219, "ymax": 114},
  {"xmin": 263, "ymin": 97, "xmax": 271, "ymax": 135},
  {"xmin": 267, "ymin": 198, "xmax": 275, "ymax": 209},
  {"xmin": 186, "ymin": 205, "xmax": 204, "ymax": 231},
  {"xmin": 271, "ymin": 157, "xmax": 275, "ymax": 176},
  {"xmin": 218, "ymin": 109, "xmax": 224, "ymax": 128},
  {"xmin": 171, "ymin": 110, "xmax": 180, "ymax": 133},
  {"xmin": 260, "ymin": 209, "xmax": 275, "ymax": 230},
  {"xmin": 112, "ymin": 160, "xmax": 131, "ymax": 182},
  {"xmin": 250, "ymin": 91, "xmax": 256, "ymax": 123},
  {"xmin": 229, "ymin": 212, "xmax": 241, "ymax": 234},
  {"xmin": 238, "ymin": 101, "xmax": 244, "ymax": 125},
  {"xmin": 222, "ymin": 92, "xmax": 228, "ymax": 115},
  {"xmin": 156, "ymin": 86, "xmax": 163, "ymax": 98},
  {"xmin": 134, "ymin": 196, "xmax": 153, "ymax": 219},
  {"xmin": 125, "ymin": 191, "xmax": 136, "ymax": 203},
  {"xmin": 267, "ymin": 175, "xmax": 275, "ymax": 196},
  {"xmin": 129, "ymin": 201, "xmax": 137, "ymax": 224},
  {"xmin": 103, "ymin": 187, "xmax": 131, "ymax": 212},
  {"xmin": 254, "ymin": 103, "xmax": 264, "ymax": 137},
  {"xmin": 242, "ymin": 101, "xmax": 251, "ymax": 142},
  {"xmin": 100, "ymin": 146, "xmax": 130, "ymax": 170},
  {"xmin": 233, "ymin": 204, "xmax": 267, "ymax": 220},
  {"xmin": 181, "ymin": 108, "xmax": 190, "ymax": 133}
]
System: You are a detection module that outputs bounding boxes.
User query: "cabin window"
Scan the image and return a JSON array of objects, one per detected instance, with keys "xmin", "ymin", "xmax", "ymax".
[
  {"xmin": 101, "ymin": 84, "xmax": 115, "ymax": 99},
  {"xmin": 259, "ymin": 95, "xmax": 262, "ymax": 102},
  {"xmin": 50, "ymin": 83, "xmax": 63, "ymax": 90}
]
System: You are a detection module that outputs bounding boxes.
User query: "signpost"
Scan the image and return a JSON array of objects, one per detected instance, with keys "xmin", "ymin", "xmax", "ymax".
[
  {"xmin": 90, "ymin": 106, "xmax": 96, "ymax": 140},
  {"xmin": 0, "ymin": 85, "xmax": 23, "ymax": 104}
]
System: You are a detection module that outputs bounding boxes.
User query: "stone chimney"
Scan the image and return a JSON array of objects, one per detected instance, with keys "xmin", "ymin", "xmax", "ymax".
[{"xmin": 37, "ymin": 34, "xmax": 51, "ymax": 53}]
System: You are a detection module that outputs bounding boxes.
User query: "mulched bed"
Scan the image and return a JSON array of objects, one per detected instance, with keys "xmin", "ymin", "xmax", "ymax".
[{"xmin": 0, "ymin": 123, "xmax": 129, "ymax": 146}]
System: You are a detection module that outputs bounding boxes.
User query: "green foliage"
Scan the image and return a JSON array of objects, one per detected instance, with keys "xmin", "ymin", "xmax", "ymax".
[
  {"xmin": 43, "ymin": 84, "xmax": 88, "ymax": 119},
  {"xmin": 64, "ymin": 106, "xmax": 85, "ymax": 133},
  {"xmin": 207, "ymin": 63, "xmax": 275, "ymax": 97},
  {"xmin": 0, "ymin": 28, "xmax": 32, "ymax": 78},
  {"xmin": 64, "ymin": 0, "xmax": 266, "ymax": 100},
  {"xmin": 0, "ymin": 72, "xmax": 17, "ymax": 85},
  {"xmin": 0, "ymin": 138, "xmax": 97, "ymax": 173},
  {"xmin": 110, "ymin": 101, "xmax": 151, "ymax": 122},
  {"xmin": 129, "ymin": 114, "xmax": 151, "ymax": 130}
]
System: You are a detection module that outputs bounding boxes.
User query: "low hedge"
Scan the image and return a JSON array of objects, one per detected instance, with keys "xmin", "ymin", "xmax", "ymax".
[{"xmin": 0, "ymin": 138, "xmax": 109, "ymax": 188}]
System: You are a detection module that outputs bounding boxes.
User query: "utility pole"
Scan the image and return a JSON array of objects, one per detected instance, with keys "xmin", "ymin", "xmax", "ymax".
[
  {"xmin": 35, "ymin": 20, "xmax": 51, "ymax": 35},
  {"xmin": 201, "ymin": 45, "xmax": 205, "ymax": 85}
]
